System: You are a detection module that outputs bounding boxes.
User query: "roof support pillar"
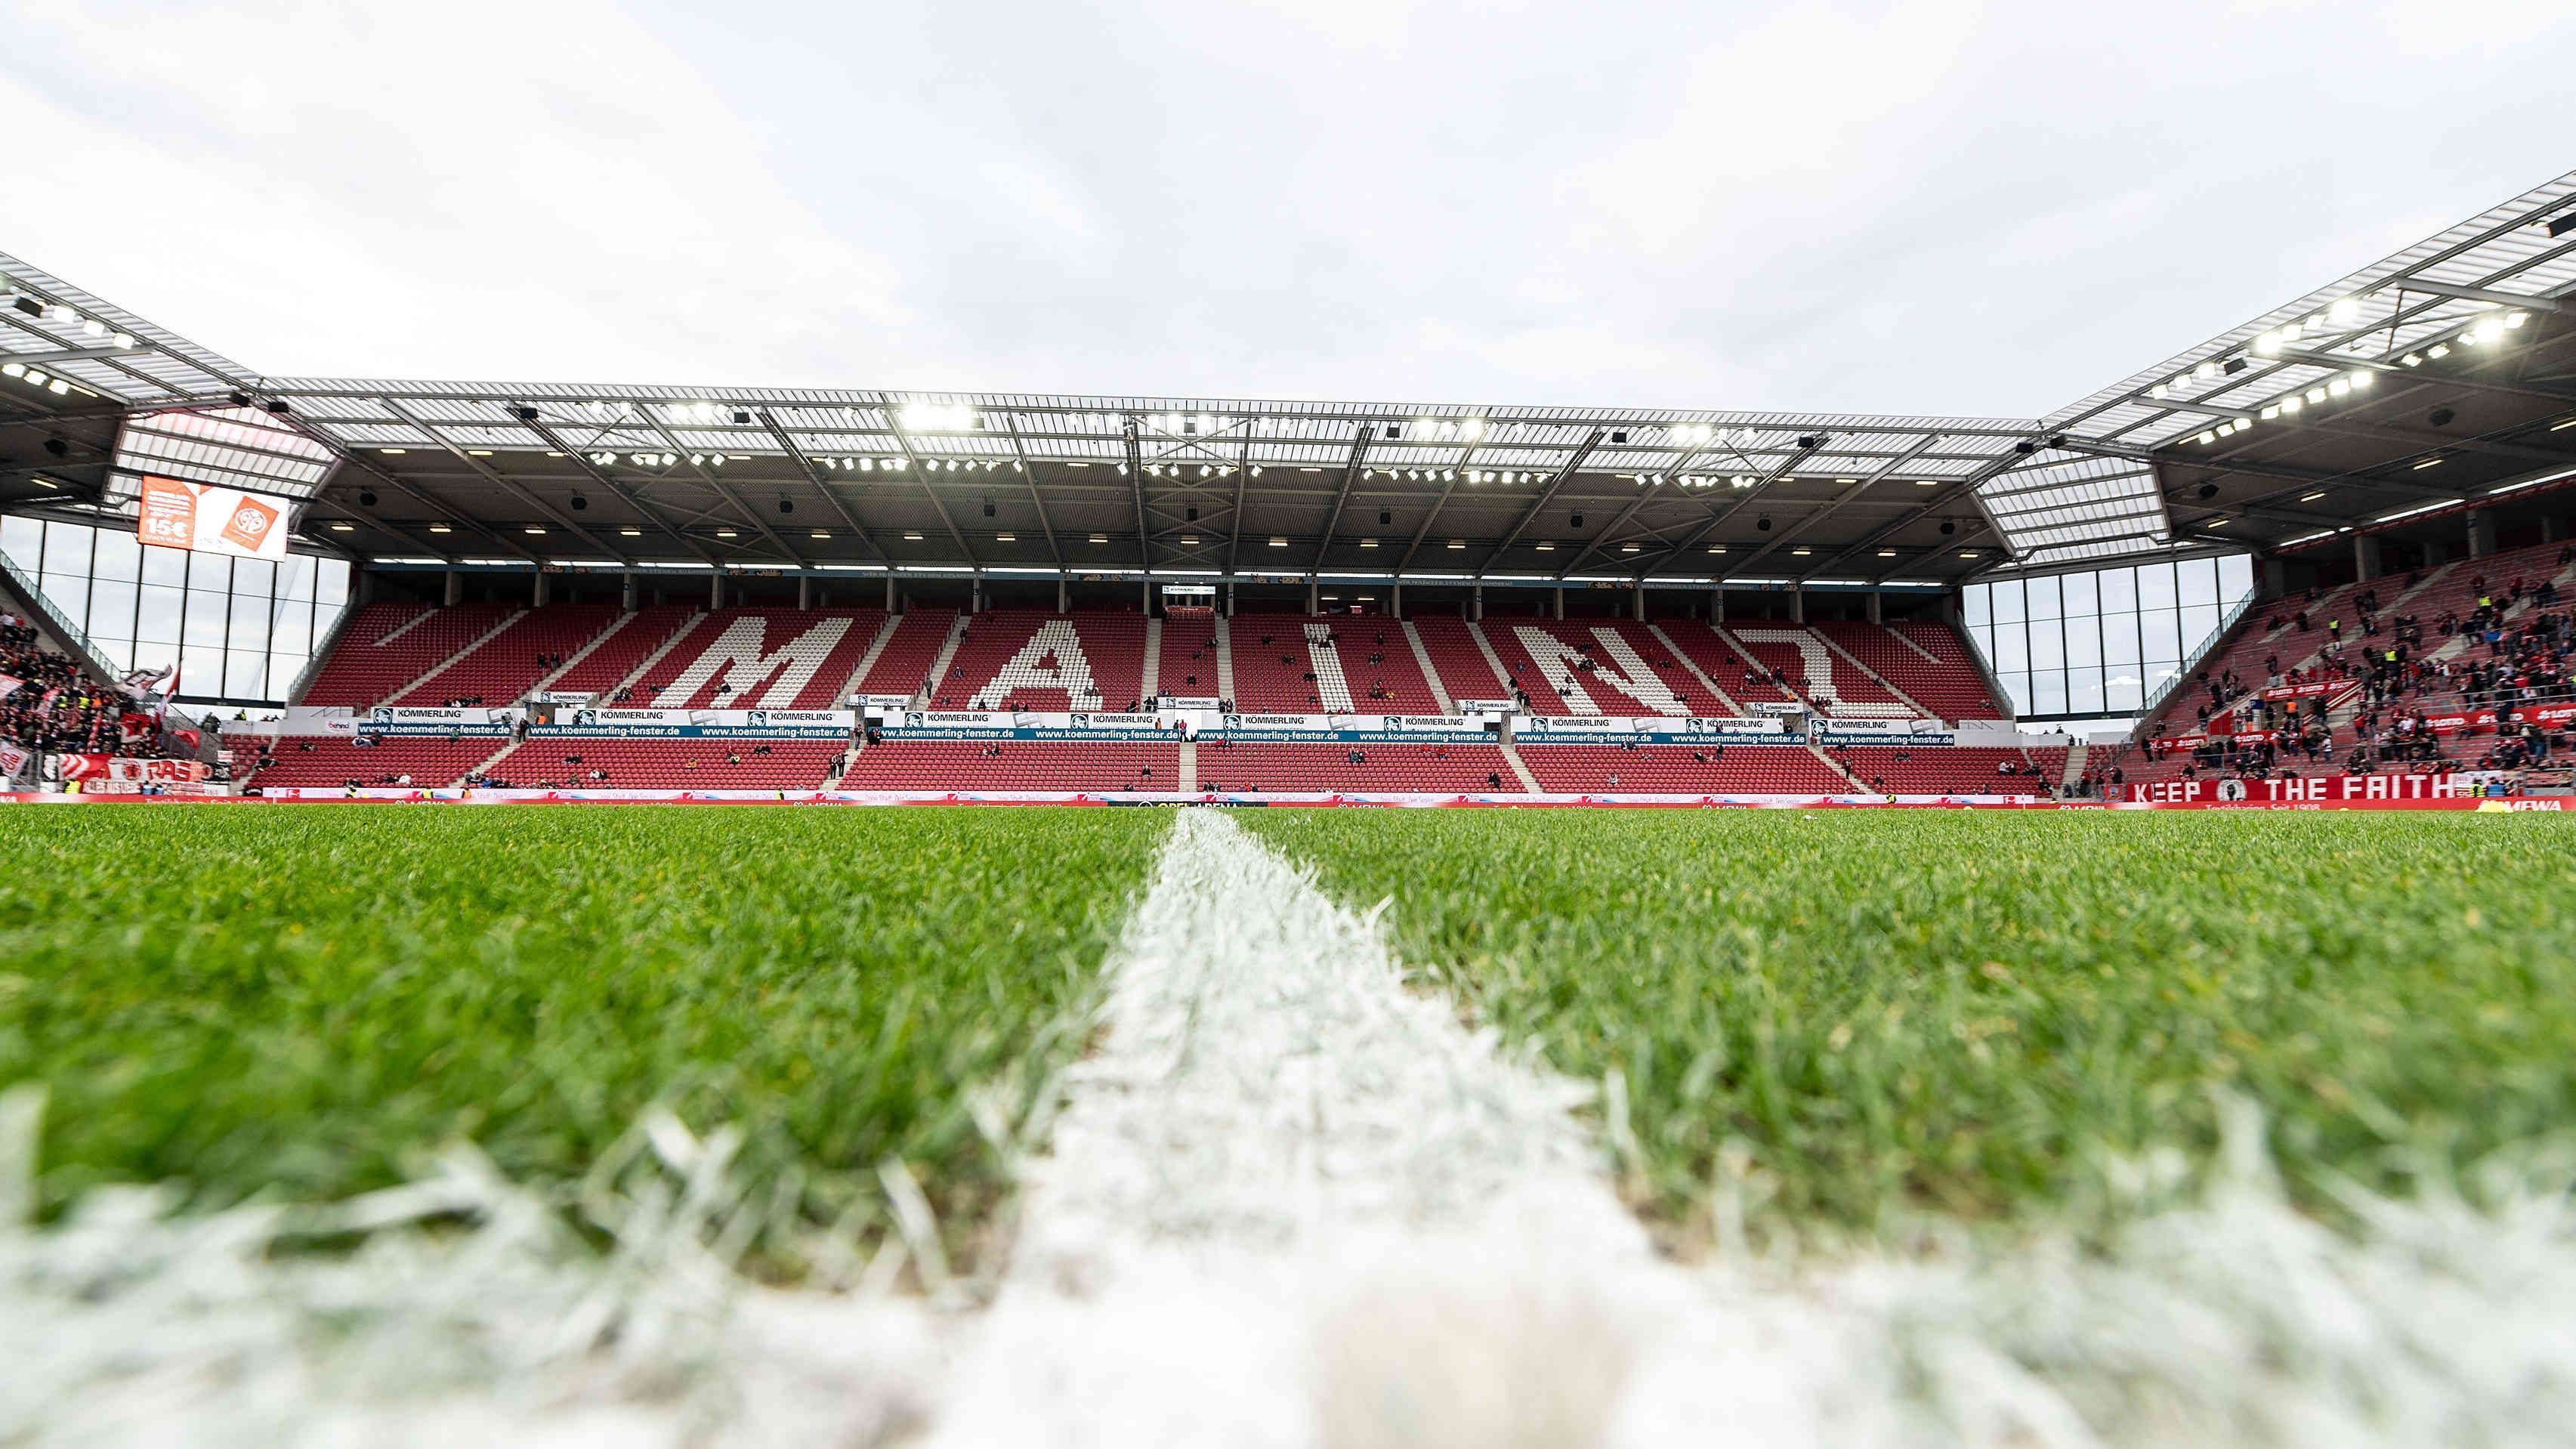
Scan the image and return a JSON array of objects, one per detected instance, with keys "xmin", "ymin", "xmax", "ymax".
[
  {"xmin": 2466, "ymin": 509, "xmax": 2495, "ymax": 560},
  {"xmin": 1634, "ymin": 580, "xmax": 1647, "ymax": 622},
  {"xmin": 443, "ymin": 569, "xmax": 462, "ymax": 607},
  {"xmin": 622, "ymin": 570, "xmax": 636, "ymax": 611},
  {"xmin": 798, "ymin": 573, "xmax": 811, "ymax": 610},
  {"xmin": 533, "ymin": 570, "xmax": 550, "ymax": 607},
  {"xmin": 1552, "ymin": 586, "xmax": 1564, "ymax": 620},
  {"xmin": 711, "ymin": 571, "xmax": 724, "ymax": 609},
  {"xmin": 2355, "ymin": 533, "xmax": 2383, "ymax": 581}
]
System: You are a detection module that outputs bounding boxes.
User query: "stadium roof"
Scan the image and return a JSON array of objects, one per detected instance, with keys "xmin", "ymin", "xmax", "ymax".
[{"xmin": 5, "ymin": 170, "xmax": 2574, "ymax": 591}]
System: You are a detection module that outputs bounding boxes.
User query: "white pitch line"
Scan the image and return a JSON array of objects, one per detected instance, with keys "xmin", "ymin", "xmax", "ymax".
[
  {"xmin": 929, "ymin": 805, "xmax": 1689, "ymax": 1447},
  {"xmin": 930, "ymin": 807, "xmax": 2576, "ymax": 1449}
]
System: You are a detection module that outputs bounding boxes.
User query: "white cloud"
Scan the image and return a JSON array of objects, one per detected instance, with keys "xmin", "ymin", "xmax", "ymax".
[{"xmin": 0, "ymin": 0, "xmax": 2570, "ymax": 416}]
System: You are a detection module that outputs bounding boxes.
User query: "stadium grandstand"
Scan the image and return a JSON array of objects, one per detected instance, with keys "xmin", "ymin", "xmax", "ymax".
[{"xmin": 5, "ymin": 170, "xmax": 2574, "ymax": 803}]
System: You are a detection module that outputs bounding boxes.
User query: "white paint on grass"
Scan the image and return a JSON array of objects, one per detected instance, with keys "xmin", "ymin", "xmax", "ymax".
[{"xmin": 8, "ymin": 809, "xmax": 2576, "ymax": 1447}]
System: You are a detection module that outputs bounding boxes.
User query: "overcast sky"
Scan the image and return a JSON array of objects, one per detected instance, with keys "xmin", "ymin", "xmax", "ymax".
[{"xmin": 4, "ymin": 0, "xmax": 2571, "ymax": 417}]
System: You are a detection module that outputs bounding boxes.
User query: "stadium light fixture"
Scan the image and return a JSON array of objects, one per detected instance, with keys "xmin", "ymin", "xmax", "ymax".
[
  {"xmin": 1092, "ymin": 533, "xmax": 1111, "ymax": 544},
  {"xmin": 811, "ymin": 530, "xmax": 830, "ymax": 539},
  {"xmin": 428, "ymin": 524, "xmax": 451, "ymax": 533},
  {"xmin": 524, "ymin": 526, "xmax": 546, "ymax": 535},
  {"xmin": 1791, "ymin": 548, "xmax": 1812, "ymax": 556},
  {"xmin": 2428, "ymin": 343, "xmax": 2451, "ymax": 358},
  {"xmin": 1360, "ymin": 538, "xmax": 1378, "ymax": 548},
  {"xmin": 2327, "ymin": 296, "xmax": 2361, "ymax": 325},
  {"xmin": 1876, "ymin": 548, "xmax": 1896, "ymax": 557},
  {"xmin": 621, "ymin": 526, "xmax": 643, "ymax": 536},
  {"xmin": 1535, "ymin": 542, "xmax": 1554, "ymax": 551},
  {"xmin": 2300, "ymin": 490, "xmax": 2327, "ymax": 502},
  {"xmin": 1449, "ymin": 539, "xmax": 1467, "ymax": 550},
  {"xmin": 903, "ymin": 531, "xmax": 925, "ymax": 541},
  {"xmin": 329, "ymin": 522, "xmax": 354, "ymax": 532},
  {"xmin": 716, "ymin": 529, "xmax": 737, "ymax": 538},
  {"xmin": 2192, "ymin": 361, "xmax": 2217, "ymax": 380}
]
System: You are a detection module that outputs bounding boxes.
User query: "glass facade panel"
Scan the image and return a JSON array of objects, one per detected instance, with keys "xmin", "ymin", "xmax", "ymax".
[
  {"xmin": 0, "ymin": 514, "xmax": 331, "ymax": 705},
  {"xmin": 1963, "ymin": 552, "xmax": 2256, "ymax": 718}
]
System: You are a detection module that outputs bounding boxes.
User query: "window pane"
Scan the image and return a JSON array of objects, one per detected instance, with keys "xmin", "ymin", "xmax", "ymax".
[
  {"xmin": 2101, "ymin": 612, "xmax": 2141, "ymax": 666},
  {"xmin": 183, "ymin": 585, "xmax": 230, "ymax": 651},
  {"xmin": 92, "ymin": 526, "xmax": 142, "ymax": 582},
  {"xmin": 1963, "ymin": 586, "xmax": 1991, "ymax": 629},
  {"xmin": 2065, "ymin": 617, "xmax": 2102, "ymax": 669},
  {"xmin": 137, "ymin": 585, "xmax": 184, "ymax": 644},
  {"xmin": 42, "ymin": 521, "xmax": 93, "ymax": 580},
  {"xmin": 2177, "ymin": 557, "xmax": 2219, "ymax": 609},
  {"xmin": 270, "ymin": 653, "xmax": 310, "ymax": 697},
  {"xmin": 1995, "ymin": 623, "xmax": 2029, "ymax": 674},
  {"xmin": 2218, "ymin": 552, "xmax": 2253, "ymax": 603},
  {"xmin": 181, "ymin": 644, "xmax": 226, "ymax": 698},
  {"xmin": 1991, "ymin": 579, "xmax": 2025, "ymax": 624},
  {"xmin": 232, "ymin": 558, "xmax": 276, "ymax": 603},
  {"xmin": 89, "ymin": 578, "xmax": 139, "ymax": 645},
  {"xmin": 268, "ymin": 594, "xmax": 313, "ymax": 657},
  {"xmin": 43, "ymin": 574, "xmax": 88, "ymax": 632},
  {"xmin": 2025, "ymin": 575, "xmax": 2061, "ymax": 624},
  {"xmin": 1970, "ymin": 624, "xmax": 1995, "ymax": 669},
  {"xmin": 229, "ymin": 595, "xmax": 270, "ymax": 654},
  {"xmin": 2099, "ymin": 566, "xmax": 2137, "ymax": 613},
  {"xmin": 2179, "ymin": 602, "xmax": 2221, "ymax": 653},
  {"xmin": 2136, "ymin": 562, "xmax": 2176, "ymax": 612},
  {"xmin": 224, "ymin": 650, "xmax": 268, "ymax": 700},
  {"xmin": 0, "ymin": 514, "xmax": 39, "ymax": 570},
  {"xmin": 2141, "ymin": 609, "xmax": 2182, "ymax": 666},
  {"xmin": 2105, "ymin": 670, "xmax": 2144, "ymax": 713},
  {"xmin": 141, "ymin": 542, "xmax": 189, "ymax": 588},
  {"xmin": 2030, "ymin": 617, "xmax": 2065, "ymax": 670},
  {"xmin": 2069, "ymin": 668, "xmax": 2106, "ymax": 715},
  {"xmin": 186, "ymin": 553, "xmax": 231, "ymax": 597},
  {"xmin": 2061, "ymin": 570, "xmax": 2098, "ymax": 616},
  {"xmin": 2001, "ymin": 672, "xmax": 2031, "ymax": 713},
  {"xmin": 317, "ymin": 559, "xmax": 351, "ymax": 607},
  {"xmin": 2033, "ymin": 671, "xmax": 2068, "ymax": 715},
  {"xmin": 313, "ymin": 599, "xmax": 351, "ymax": 652}
]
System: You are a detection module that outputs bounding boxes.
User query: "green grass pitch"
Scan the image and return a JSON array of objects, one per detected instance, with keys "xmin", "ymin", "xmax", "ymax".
[
  {"xmin": 1243, "ymin": 808, "xmax": 2576, "ymax": 1244},
  {"xmin": 0, "ymin": 805, "xmax": 1163, "ymax": 1268},
  {"xmin": 8, "ymin": 803, "xmax": 2574, "ymax": 1271}
]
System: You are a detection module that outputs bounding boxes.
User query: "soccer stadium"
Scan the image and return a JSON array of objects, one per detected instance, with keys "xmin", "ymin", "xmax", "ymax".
[{"xmin": 5, "ymin": 12, "xmax": 2576, "ymax": 1443}]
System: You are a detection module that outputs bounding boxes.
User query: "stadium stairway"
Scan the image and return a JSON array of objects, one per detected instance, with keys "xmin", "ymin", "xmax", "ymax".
[
  {"xmin": 1810, "ymin": 629, "xmax": 1932, "ymax": 716},
  {"xmin": 1495, "ymin": 734, "xmax": 1540, "ymax": 792},
  {"xmin": 388, "ymin": 604, "xmax": 619, "ymax": 706},
  {"xmin": 831, "ymin": 614, "xmax": 903, "ymax": 706},
  {"xmin": 1178, "ymin": 737, "xmax": 1197, "ymax": 790},
  {"xmin": 850, "ymin": 610, "xmax": 956, "ymax": 703},
  {"xmin": 1401, "ymin": 622, "xmax": 1455, "ymax": 713},
  {"xmin": 555, "ymin": 607, "xmax": 699, "ymax": 700},
  {"xmin": 1212, "ymin": 615, "xmax": 1238, "ymax": 703},
  {"xmin": 919, "ymin": 613, "xmax": 969, "ymax": 703},
  {"xmin": 2062, "ymin": 741, "xmax": 2090, "ymax": 790},
  {"xmin": 1646, "ymin": 623, "xmax": 1745, "ymax": 714},
  {"xmin": 1139, "ymin": 617, "xmax": 1163, "ymax": 700}
]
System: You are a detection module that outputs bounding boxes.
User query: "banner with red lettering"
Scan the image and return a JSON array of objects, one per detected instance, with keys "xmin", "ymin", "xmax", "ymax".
[
  {"xmin": 54, "ymin": 755, "xmax": 211, "ymax": 783},
  {"xmin": 0, "ymin": 743, "xmax": 31, "ymax": 780},
  {"xmin": 2127, "ymin": 772, "xmax": 2489, "ymax": 804}
]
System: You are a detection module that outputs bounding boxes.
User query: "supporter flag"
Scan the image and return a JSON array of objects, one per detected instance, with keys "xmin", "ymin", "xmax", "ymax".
[{"xmin": 0, "ymin": 673, "xmax": 20, "ymax": 700}]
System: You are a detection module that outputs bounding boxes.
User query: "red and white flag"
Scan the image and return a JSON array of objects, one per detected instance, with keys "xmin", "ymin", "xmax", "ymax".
[{"xmin": 0, "ymin": 673, "xmax": 21, "ymax": 700}]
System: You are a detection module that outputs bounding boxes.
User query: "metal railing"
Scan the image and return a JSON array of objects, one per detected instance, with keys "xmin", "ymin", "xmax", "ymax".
[
  {"xmin": 2132, "ymin": 588, "xmax": 2259, "ymax": 739},
  {"xmin": 0, "ymin": 545, "xmax": 112, "ymax": 675}
]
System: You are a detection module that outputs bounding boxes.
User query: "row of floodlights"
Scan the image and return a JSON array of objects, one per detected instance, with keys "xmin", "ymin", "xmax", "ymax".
[{"xmin": 2154, "ymin": 295, "xmax": 2531, "ymax": 404}]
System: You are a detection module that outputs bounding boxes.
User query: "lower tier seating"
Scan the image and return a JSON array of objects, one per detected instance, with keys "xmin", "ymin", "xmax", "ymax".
[
  {"xmin": 239, "ymin": 737, "xmax": 501, "ymax": 791},
  {"xmin": 838, "ymin": 740, "xmax": 1178, "ymax": 791},
  {"xmin": 1828, "ymin": 746, "xmax": 2050, "ymax": 796},
  {"xmin": 480, "ymin": 737, "xmax": 845, "ymax": 790},
  {"xmin": 1515, "ymin": 743, "xmax": 1849, "ymax": 793},
  {"xmin": 1195, "ymin": 741, "xmax": 1508, "ymax": 792}
]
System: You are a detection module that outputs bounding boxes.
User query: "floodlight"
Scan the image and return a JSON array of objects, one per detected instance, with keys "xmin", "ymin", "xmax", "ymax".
[{"xmin": 2327, "ymin": 297, "xmax": 2360, "ymax": 325}]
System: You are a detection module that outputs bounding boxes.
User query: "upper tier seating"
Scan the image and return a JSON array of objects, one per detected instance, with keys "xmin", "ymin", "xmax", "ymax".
[
  {"xmin": 551, "ymin": 607, "xmax": 698, "ymax": 700},
  {"xmin": 1717, "ymin": 623, "xmax": 1917, "ymax": 717},
  {"xmin": 931, "ymin": 611, "xmax": 1149, "ymax": 711},
  {"xmin": 298, "ymin": 603, "xmax": 516, "ymax": 708},
  {"xmin": 1830, "ymin": 745, "xmax": 2050, "ymax": 796},
  {"xmin": 1194, "ymin": 740, "xmax": 1506, "ymax": 792},
  {"xmin": 239, "ymin": 735, "xmax": 500, "ymax": 792},
  {"xmin": 628, "ymin": 608, "xmax": 886, "ymax": 709},
  {"xmin": 1812, "ymin": 621, "xmax": 2003, "ymax": 720},
  {"xmin": 839, "ymin": 739, "xmax": 1178, "ymax": 792},
  {"xmin": 1407, "ymin": 616, "xmax": 1508, "ymax": 703},
  {"xmin": 1157, "ymin": 609, "xmax": 1219, "ymax": 702},
  {"xmin": 480, "ymin": 737, "xmax": 845, "ymax": 791},
  {"xmin": 1515, "ymin": 743, "xmax": 1850, "ymax": 793},
  {"xmin": 1228, "ymin": 616, "xmax": 1444, "ymax": 712},
  {"xmin": 853, "ymin": 610, "xmax": 957, "ymax": 700},
  {"xmin": 391, "ymin": 605, "xmax": 619, "ymax": 706},
  {"xmin": 1476, "ymin": 618, "xmax": 1728, "ymax": 715},
  {"xmin": 1883, "ymin": 623, "xmax": 2012, "ymax": 718},
  {"xmin": 1653, "ymin": 620, "xmax": 1805, "ymax": 711}
]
